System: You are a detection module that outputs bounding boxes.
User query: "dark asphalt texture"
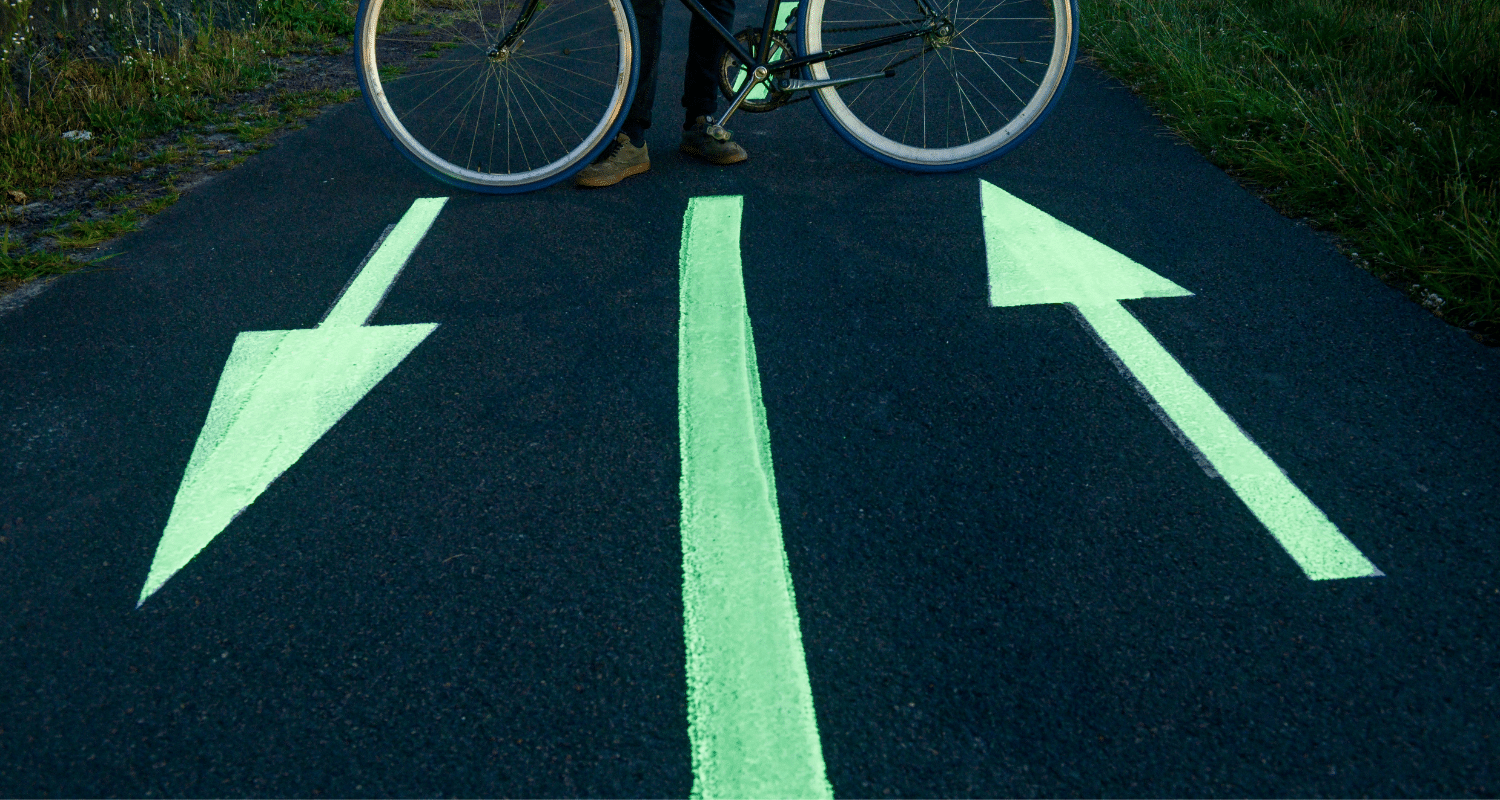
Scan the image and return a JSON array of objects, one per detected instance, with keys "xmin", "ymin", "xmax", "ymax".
[{"xmin": 3, "ymin": 3, "xmax": 1500, "ymax": 795}]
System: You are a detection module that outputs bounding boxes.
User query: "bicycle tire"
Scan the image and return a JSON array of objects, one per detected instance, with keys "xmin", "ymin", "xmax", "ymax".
[
  {"xmin": 355, "ymin": 0, "xmax": 640, "ymax": 193},
  {"xmin": 799, "ymin": 0, "xmax": 1078, "ymax": 172}
]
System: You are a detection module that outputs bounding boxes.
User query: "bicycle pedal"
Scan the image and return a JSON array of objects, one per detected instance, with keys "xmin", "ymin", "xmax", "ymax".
[{"xmin": 705, "ymin": 124, "xmax": 731, "ymax": 142}]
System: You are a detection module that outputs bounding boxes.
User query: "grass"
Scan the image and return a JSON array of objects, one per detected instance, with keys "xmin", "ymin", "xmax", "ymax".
[
  {"xmin": 0, "ymin": 227, "xmax": 90, "ymax": 283},
  {"xmin": 46, "ymin": 203, "xmax": 149, "ymax": 248},
  {"xmin": 1077, "ymin": 0, "xmax": 1499, "ymax": 338},
  {"xmin": 0, "ymin": 1, "xmax": 358, "ymax": 288},
  {"xmin": 0, "ymin": 25, "xmax": 346, "ymax": 193}
]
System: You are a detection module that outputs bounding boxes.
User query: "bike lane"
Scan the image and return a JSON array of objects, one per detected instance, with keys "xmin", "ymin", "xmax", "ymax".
[{"xmin": 3, "ymin": 4, "xmax": 1499, "ymax": 794}]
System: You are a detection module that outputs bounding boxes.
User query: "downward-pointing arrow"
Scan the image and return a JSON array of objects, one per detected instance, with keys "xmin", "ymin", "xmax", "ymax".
[
  {"xmin": 138, "ymin": 197, "xmax": 448, "ymax": 606},
  {"xmin": 980, "ymin": 180, "xmax": 1379, "ymax": 580}
]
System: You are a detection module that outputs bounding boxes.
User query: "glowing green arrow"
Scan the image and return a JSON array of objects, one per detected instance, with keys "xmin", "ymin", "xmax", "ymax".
[
  {"xmin": 980, "ymin": 179, "xmax": 1380, "ymax": 581},
  {"xmin": 138, "ymin": 197, "xmax": 448, "ymax": 606}
]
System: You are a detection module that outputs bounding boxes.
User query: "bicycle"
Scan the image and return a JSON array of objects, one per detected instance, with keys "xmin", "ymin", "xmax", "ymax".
[{"xmin": 353, "ymin": 0, "xmax": 1078, "ymax": 193}]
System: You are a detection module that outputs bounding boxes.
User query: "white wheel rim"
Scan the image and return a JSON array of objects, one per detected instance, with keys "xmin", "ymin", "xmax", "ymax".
[{"xmin": 803, "ymin": 0, "xmax": 1072, "ymax": 165}]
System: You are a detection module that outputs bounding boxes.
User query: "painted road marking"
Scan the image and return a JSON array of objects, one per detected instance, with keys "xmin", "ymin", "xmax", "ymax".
[
  {"xmin": 678, "ymin": 196, "xmax": 833, "ymax": 799},
  {"xmin": 980, "ymin": 180, "xmax": 1380, "ymax": 581},
  {"xmin": 137, "ymin": 198, "xmax": 448, "ymax": 606}
]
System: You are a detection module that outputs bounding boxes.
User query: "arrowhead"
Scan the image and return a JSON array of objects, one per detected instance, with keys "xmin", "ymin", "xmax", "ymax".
[
  {"xmin": 980, "ymin": 180, "xmax": 1192, "ymax": 307},
  {"xmin": 138, "ymin": 323, "xmax": 436, "ymax": 605}
]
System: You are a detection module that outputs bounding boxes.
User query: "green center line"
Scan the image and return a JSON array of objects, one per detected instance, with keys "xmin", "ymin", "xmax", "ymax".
[
  {"xmin": 678, "ymin": 195, "xmax": 834, "ymax": 800},
  {"xmin": 980, "ymin": 179, "xmax": 1379, "ymax": 580}
]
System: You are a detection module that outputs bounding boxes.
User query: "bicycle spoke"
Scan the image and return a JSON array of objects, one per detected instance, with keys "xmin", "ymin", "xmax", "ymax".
[
  {"xmin": 382, "ymin": 60, "xmax": 489, "ymax": 83},
  {"xmin": 521, "ymin": 3, "xmax": 611, "ymax": 36},
  {"xmin": 956, "ymin": 63, "xmax": 1005, "ymax": 119},
  {"xmin": 880, "ymin": 54, "xmax": 930, "ymax": 137},
  {"xmin": 510, "ymin": 60, "xmax": 618, "ymax": 113},
  {"xmin": 466, "ymin": 62, "xmax": 491, "ymax": 169},
  {"xmin": 511, "ymin": 63, "xmax": 588, "ymax": 145},
  {"xmin": 433, "ymin": 64, "xmax": 493, "ymax": 153},
  {"xmin": 511, "ymin": 54, "xmax": 617, "ymax": 87},
  {"xmin": 505, "ymin": 64, "xmax": 562, "ymax": 165},
  {"xmin": 949, "ymin": 41, "xmax": 1048, "ymax": 74},
  {"xmin": 942, "ymin": 48, "xmax": 973, "ymax": 142},
  {"xmin": 403, "ymin": 58, "xmax": 485, "ymax": 116},
  {"xmin": 952, "ymin": 36, "xmax": 1030, "ymax": 102}
]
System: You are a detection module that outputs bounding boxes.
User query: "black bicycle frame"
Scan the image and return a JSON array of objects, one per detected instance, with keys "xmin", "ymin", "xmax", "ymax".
[
  {"xmin": 494, "ymin": 0, "xmax": 939, "ymax": 81},
  {"xmin": 678, "ymin": 0, "xmax": 936, "ymax": 75}
]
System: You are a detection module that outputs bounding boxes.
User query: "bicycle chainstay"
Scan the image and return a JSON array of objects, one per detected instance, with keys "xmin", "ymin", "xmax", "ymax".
[{"xmin": 723, "ymin": 18, "xmax": 935, "ymax": 110}]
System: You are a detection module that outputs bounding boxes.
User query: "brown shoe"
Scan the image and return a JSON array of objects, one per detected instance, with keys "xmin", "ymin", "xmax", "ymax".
[
  {"xmin": 575, "ymin": 134, "xmax": 650, "ymax": 187},
  {"xmin": 680, "ymin": 116, "xmax": 748, "ymax": 165}
]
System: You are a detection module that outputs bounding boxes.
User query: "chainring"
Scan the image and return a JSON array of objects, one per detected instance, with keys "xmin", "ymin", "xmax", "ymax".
[{"xmin": 717, "ymin": 28, "xmax": 797, "ymax": 113}]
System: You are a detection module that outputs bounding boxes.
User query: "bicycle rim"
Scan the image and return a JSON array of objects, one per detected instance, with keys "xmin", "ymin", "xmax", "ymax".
[
  {"xmin": 355, "ymin": 0, "xmax": 636, "ymax": 192},
  {"xmin": 801, "ymin": 0, "xmax": 1076, "ymax": 170}
]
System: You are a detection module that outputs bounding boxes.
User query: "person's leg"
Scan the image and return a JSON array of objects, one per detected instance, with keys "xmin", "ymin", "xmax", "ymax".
[
  {"xmin": 576, "ymin": 0, "xmax": 662, "ymax": 186},
  {"xmin": 622, "ymin": 0, "xmax": 667, "ymax": 144},
  {"xmin": 677, "ymin": 0, "xmax": 747, "ymax": 162},
  {"xmin": 681, "ymin": 0, "xmax": 735, "ymax": 122}
]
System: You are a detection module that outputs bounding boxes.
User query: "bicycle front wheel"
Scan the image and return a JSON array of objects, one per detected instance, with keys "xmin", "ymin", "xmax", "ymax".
[
  {"xmin": 355, "ymin": 0, "xmax": 639, "ymax": 193},
  {"xmin": 800, "ymin": 0, "xmax": 1077, "ymax": 171}
]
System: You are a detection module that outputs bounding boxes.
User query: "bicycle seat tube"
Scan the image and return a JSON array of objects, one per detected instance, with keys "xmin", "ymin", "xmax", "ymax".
[
  {"xmin": 755, "ymin": 0, "xmax": 783, "ymax": 67},
  {"xmin": 680, "ymin": 0, "xmax": 759, "ymax": 69}
]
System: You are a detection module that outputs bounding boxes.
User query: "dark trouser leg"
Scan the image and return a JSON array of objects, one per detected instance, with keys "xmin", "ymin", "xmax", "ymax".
[
  {"xmin": 622, "ymin": 0, "xmax": 666, "ymax": 141},
  {"xmin": 682, "ymin": 0, "xmax": 735, "ymax": 122}
]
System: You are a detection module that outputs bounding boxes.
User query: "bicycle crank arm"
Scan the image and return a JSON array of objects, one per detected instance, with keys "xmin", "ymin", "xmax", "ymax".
[
  {"xmin": 774, "ymin": 69, "xmax": 896, "ymax": 93},
  {"xmin": 706, "ymin": 65, "xmax": 770, "ymax": 141}
]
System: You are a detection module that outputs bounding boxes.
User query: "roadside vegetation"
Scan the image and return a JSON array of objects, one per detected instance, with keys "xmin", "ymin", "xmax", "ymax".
[
  {"xmin": 0, "ymin": 0, "xmax": 359, "ymax": 290},
  {"xmin": 1077, "ymin": 0, "xmax": 1499, "ymax": 343}
]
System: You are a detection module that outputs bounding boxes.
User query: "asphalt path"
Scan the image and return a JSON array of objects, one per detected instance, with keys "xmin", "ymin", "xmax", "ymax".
[{"xmin": 3, "ymin": 3, "xmax": 1499, "ymax": 795}]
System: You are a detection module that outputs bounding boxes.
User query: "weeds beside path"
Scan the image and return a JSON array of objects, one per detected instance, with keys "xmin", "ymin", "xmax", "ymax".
[
  {"xmin": 1, "ymin": 10, "xmax": 360, "ymax": 297},
  {"xmin": 1078, "ymin": 0, "xmax": 1499, "ymax": 345}
]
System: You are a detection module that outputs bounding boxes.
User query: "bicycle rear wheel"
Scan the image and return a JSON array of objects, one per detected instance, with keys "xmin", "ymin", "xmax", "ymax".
[
  {"xmin": 355, "ymin": 0, "xmax": 638, "ymax": 193},
  {"xmin": 800, "ymin": 0, "xmax": 1077, "ymax": 171}
]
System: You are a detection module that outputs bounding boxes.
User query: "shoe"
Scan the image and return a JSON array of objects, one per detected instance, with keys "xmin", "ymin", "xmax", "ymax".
[
  {"xmin": 680, "ymin": 116, "xmax": 748, "ymax": 165},
  {"xmin": 575, "ymin": 134, "xmax": 650, "ymax": 187}
]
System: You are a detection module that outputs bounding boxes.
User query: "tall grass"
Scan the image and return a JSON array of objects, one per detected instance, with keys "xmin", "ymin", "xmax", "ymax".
[
  {"xmin": 1, "ymin": 0, "xmax": 354, "ymax": 192},
  {"xmin": 1, "ymin": 32, "xmax": 278, "ymax": 190},
  {"xmin": 1078, "ymin": 0, "xmax": 1499, "ymax": 337},
  {"xmin": 0, "ymin": 0, "xmax": 354, "ymax": 286}
]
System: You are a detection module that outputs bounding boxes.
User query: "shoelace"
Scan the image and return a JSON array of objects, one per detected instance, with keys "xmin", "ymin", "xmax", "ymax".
[{"xmin": 594, "ymin": 137, "xmax": 625, "ymax": 164}]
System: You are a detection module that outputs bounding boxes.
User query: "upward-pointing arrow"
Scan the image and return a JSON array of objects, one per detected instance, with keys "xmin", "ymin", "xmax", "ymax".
[
  {"xmin": 980, "ymin": 180, "xmax": 1379, "ymax": 581},
  {"xmin": 138, "ymin": 197, "xmax": 448, "ymax": 606}
]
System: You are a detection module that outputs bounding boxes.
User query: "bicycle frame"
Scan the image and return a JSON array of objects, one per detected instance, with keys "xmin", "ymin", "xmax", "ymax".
[
  {"xmin": 493, "ymin": 0, "xmax": 942, "ymax": 92},
  {"xmin": 678, "ymin": 0, "xmax": 937, "ymax": 76}
]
